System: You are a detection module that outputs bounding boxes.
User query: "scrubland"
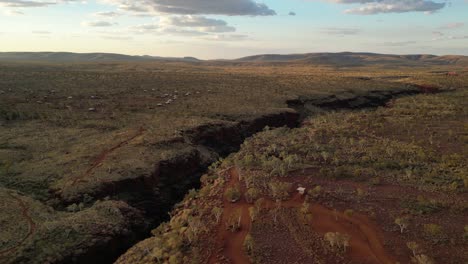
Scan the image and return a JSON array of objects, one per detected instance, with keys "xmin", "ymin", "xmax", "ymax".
[{"xmin": 0, "ymin": 61, "xmax": 466, "ymax": 263}]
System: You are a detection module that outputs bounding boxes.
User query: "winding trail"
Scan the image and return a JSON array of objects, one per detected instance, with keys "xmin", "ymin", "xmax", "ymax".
[
  {"xmin": 0, "ymin": 193, "xmax": 36, "ymax": 256},
  {"xmin": 208, "ymin": 167, "xmax": 397, "ymax": 264},
  {"xmin": 70, "ymin": 127, "xmax": 145, "ymax": 186}
]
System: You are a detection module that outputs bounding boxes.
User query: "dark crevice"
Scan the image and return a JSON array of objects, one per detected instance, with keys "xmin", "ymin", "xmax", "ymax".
[{"xmin": 51, "ymin": 86, "xmax": 427, "ymax": 264}]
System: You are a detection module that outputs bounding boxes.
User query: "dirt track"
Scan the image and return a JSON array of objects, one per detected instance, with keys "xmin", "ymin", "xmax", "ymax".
[
  {"xmin": 0, "ymin": 193, "xmax": 36, "ymax": 256},
  {"xmin": 69, "ymin": 127, "xmax": 145, "ymax": 186},
  {"xmin": 208, "ymin": 167, "xmax": 396, "ymax": 264}
]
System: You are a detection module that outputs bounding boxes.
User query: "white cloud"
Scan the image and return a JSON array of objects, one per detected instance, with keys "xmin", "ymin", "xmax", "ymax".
[
  {"xmin": 203, "ymin": 34, "xmax": 249, "ymax": 41},
  {"xmin": 32, "ymin": 30, "xmax": 51, "ymax": 34},
  {"xmin": 439, "ymin": 22, "xmax": 464, "ymax": 29},
  {"xmin": 381, "ymin": 40, "xmax": 417, "ymax": 46},
  {"xmin": 101, "ymin": 35, "xmax": 132, "ymax": 40},
  {"xmin": 93, "ymin": 11, "xmax": 121, "ymax": 17},
  {"xmin": 99, "ymin": 0, "xmax": 276, "ymax": 16},
  {"xmin": 321, "ymin": 0, "xmax": 446, "ymax": 14},
  {"xmin": 3, "ymin": 9, "xmax": 24, "ymax": 15},
  {"xmin": 160, "ymin": 16, "xmax": 236, "ymax": 33},
  {"xmin": 0, "ymin": 0, "xmax": 79, "ymax": 8},
  {"xmin": 322, "ymin": 27, "xmax": 360, "ymax": 35},
  {"xmin": 82, "ymin": 20, "xmax": 116, "ymax": 27}
]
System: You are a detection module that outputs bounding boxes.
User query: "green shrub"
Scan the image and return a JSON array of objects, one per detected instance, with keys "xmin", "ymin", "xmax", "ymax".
[{"xmin": 225, "ymin": 185, "xmax": 241, "ymax": 202}]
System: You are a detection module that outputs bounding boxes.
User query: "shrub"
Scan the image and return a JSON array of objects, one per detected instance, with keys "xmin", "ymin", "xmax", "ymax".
[
  {"xmin": 308, "ymin": 186, "xmax": 322, "ymax": 198},
  {"xmin": 225, "ymin": 185, "xmax": 241, "ymax": 202},
  {"xmin": 187, "ymin": 189, "xmax": 198, "ymax": 199},
  {"xmin": 395, "ymin": 217, "xmax": 410, "ymax": 233},
  {"xmin": 356, "ymin": 188, "xmax": 367, "ymax": 199},
  {"xmin": 406, "ymin": 241, "xmax": 420, "ymax": 257},
  {"xmin": 423, "ymin": 223, "xmax": 444, "ymax": 242},
  {"xmin": 255, "ymin": 198, "xmax": 265, "ymax": 212},
  {"xmin": 227, "ymin": 209, "xmax": 242, "ymax": 232},
  {"xmin": 412, "ymin": 254, "xmax": 435, "ymax": 264},
  {"xmin": 249, "ymin": 207, "xmax": 258, "ymax": 222},
  {"xmin": 269, "ymin": 181, "xmax": 291, "ymax": 200},
  {"xmin": 324, "ymin": 232, "xmax": 351, "ymax": 252},
  {"xmin": 245, "ymin": 188, "xmax": 260, "ymax": 204},
  {"xmin": 344, "ymin": 209, "xmax": 354, "ymax": 218},
  {"xmin": 244, "ymin": 234, "xmax": 255, "ymax": 255},
  {"xmin": 211, "ymin": 207, "xmax": 223, "ymax": 223}
]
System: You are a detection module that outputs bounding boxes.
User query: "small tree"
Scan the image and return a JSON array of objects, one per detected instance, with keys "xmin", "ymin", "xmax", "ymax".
[
  {"xmin": 324, "ymin": 232, "xmax": 351, "ymax": 252},
  {"xmin": 269, "ymin": 181, "xmax": 291, "ymax": 200},
  {"xmin": 413, "ymin": 254, "xmax": 435, "ymax": 264},
  {"xmin": 301, "ymin": 200, "xmax": 310, "ymax": 215},
  {"xmin": 249, "ymin": 206, "xmax": 258, "ymax": 222},
  {"xmin": 271, "ymin": 200, "xmax": 282, "ymax": 224},
  {"xmin": 337, "ymin": 233, "xmax": 351, "ymax": 252},
  {"xmin": 227, "ymin": 209, "xmax": 242, "ymax": 232},
  {"xmin": 225, "ymin": 185, "xmax": 241, "ymax": 202},
  {"xmin": 212, "ymin": 207, "xmax": 223, "ymax": 223},
  {"xmin": 245, "ymin": 187, "xmax": 260, "ymax": 204},
  {"xmin": 244, "ymin": 234, "xmax": 255, "ymax": 255},
  {"xmin": 395, "ymin": 217, "xmax": 410, "ymax": 233},
  {"xmin": 255, "ymin": 198, "xmax": 265, "ymax": 212},
  {"xmin": 406, "ymin": 241, "xmax": 420, "ymax": 257}
]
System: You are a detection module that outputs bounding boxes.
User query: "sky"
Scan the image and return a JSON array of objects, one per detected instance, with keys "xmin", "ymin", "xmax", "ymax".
[{"xmin": 0, "ymin": 0, "xmax": 467, "ymax": 59}]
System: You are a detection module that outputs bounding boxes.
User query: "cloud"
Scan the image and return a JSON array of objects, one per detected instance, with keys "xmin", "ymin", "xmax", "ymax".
[
  {"xmin": 128, "ymin": 15, "xmax": 244, "ymax": 38},
  {"xmin": 289, "ymin": 11, "xmax": 296, "ymax": 16},
  {"xmin": 82, "ymin": 20, "xmax": 116, "ymax": 27},
  {"xmin": 381, "ymin": 40, "xmax": 417, "ymax": 46},
  {"xmin": 202, "ymin": 34, "xmax": 249, "ymax": 41},
  {"xmin": 322, "ymin": 0, "xmax": 446, "ymax": 14},
  {"xmin": 160, "ymin": 15, "xmax": 236, "ymax": 33},
  {"xmin": 3, "ymin": 9, "xmax": 24, "ymax": 15},
  {"xmin": 439, "ymin": 22, "xmax": 464, "ymax": 29},
  {"xmin": 432, "ymin": 35, "xmax": 468, "ymax": 41},
  {"xmin": 322, "ymin": 27, "xmax": 361, "ymax": 35},
  {"xmin": 101, "ymin": 35, "xmax": 132, "ymax": 40},
  {"xmin": 32, "ymin": 30, "xmax": 51, "ymax": 34},
  {"xmin": 100, "ymin": 0, "xmax": 276, "ymax": 16},
  {"xmin": 93, "ymin": 11, "xmax": 122, "ymax": 17},
  {"xmin": 0, "ymin": 0, "xmax": 78, "ymax": 8}
]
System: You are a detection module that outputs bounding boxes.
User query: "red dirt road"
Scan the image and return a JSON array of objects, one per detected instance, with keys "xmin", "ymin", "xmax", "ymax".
[{"xmin": 209, "ymin": 167, "xmax": 252, "ymax": 264}]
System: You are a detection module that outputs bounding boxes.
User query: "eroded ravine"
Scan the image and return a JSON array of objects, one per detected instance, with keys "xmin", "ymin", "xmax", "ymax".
[
  {"xmin": 107, "ymin": 86, "xmax": 425, "ymax": 264},
  {"xmin": 18, "ymin": 86, "xmax": 425, "ymax": 264}
]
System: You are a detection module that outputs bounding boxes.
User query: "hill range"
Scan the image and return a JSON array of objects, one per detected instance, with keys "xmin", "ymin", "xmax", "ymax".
[{"xmin": 1, "ymin": 51, "xmax": 467, "ymax": 66}]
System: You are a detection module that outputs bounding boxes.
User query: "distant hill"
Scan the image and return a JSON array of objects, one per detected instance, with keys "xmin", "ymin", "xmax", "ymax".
[
  {"xmin": 235, "ymin": 52, "xmax": 468, "ymax": 66},
  {"xmin": 1, "ymin": 51, "xmax": 467, "ymax": 66},
  {"xmin": 0, "ymin": 52, "xmax": 200, "ymax": 63}
]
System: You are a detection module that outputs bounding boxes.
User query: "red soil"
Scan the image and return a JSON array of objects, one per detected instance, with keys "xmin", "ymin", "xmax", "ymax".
[
  {"xmin": 208, "ymin": 167, "xmax": 397, "ymax": 264},
  {"xmin": 208, "ymin": 167, "xmax": 252, "ymax": 264},
  {"xmin": 0, "ymin": 193, "xmax": 36, "ymax": 256}
]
